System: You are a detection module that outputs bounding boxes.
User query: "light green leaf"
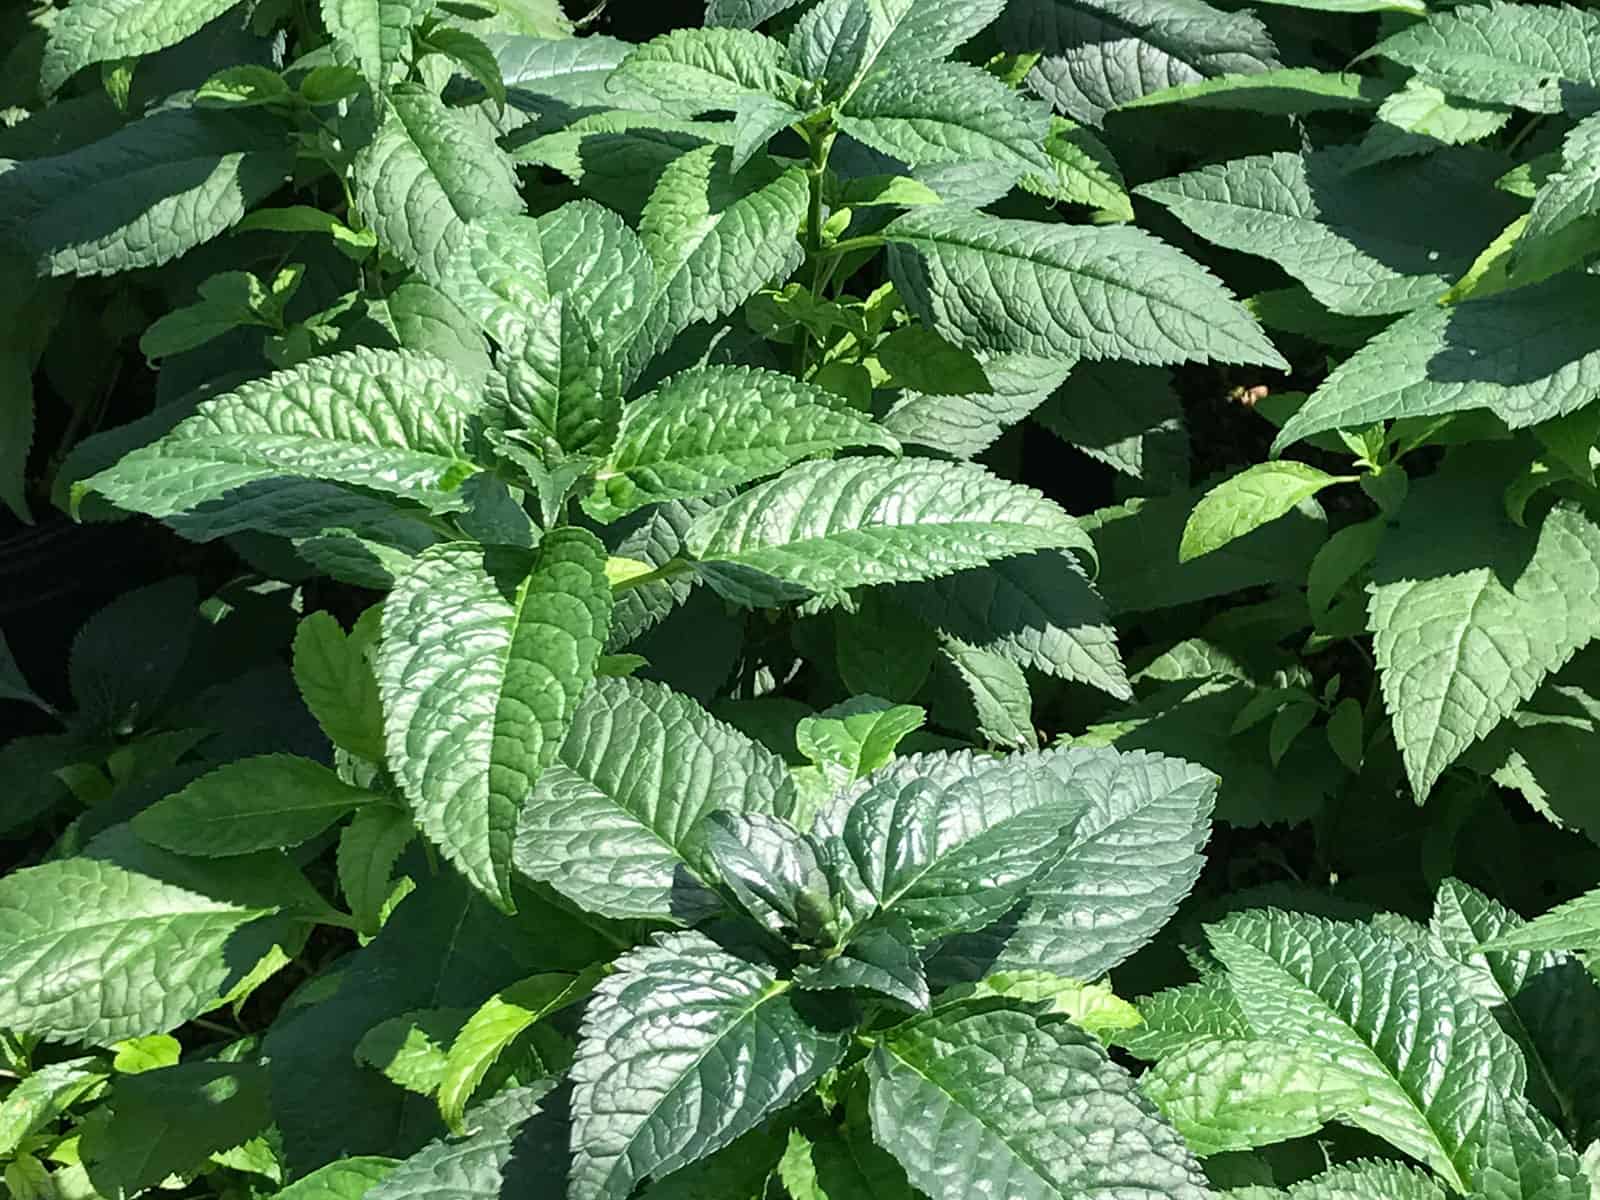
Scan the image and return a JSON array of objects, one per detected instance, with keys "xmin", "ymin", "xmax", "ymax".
[
  {"xmin": 0, "ymin": 109, "xmax": 292, "ymax": 277},
  {"xmin": 949, "ymin": 971, "xmax": 1143, "ymax": 1039},
  {"xmin": 860, "ymin": 0, "xmax": 1006, "ymax": 67},
  {"xmin": 731, "ymin": 92, "xmax": 802, "ymax": 171},
  {"xmin": 614, "ymin": 27, "xmax": 803, "ymax": 114},
  {"xmin": 1349, "ymin": 80, "xmax": 1511, "ymax": 170},
  {"xmin": 1141, "ymin": 1036, "xmax": 1369, "ymax": 1156},
  {"xmin": 1181, "ymin": 462, "xmax": 1350, "ymax": 562},
  {"xmin": 512, "ymin": 675, "xmax": 794, "ymax": 921},
  {"xmin": 570, "ymin": 931, "xmax": 846, "ymax": 1200},
  {"xmin": 109, "ymin": 1035, "xmax": 181, "ymax": 1074},
  {"xmin": 778, "ymin": 1122, "xmax": 917, "ymax": 1200},
  {"xmin": 79, "ymin": 347, "xmax": 480, "ymax": 520},
  {"xmin": 633, "ymin": 144, "xmax": 809, "ymax": 370},
  {"xmin": 838, "ymin": 61, "xmax": 1051, "ymax": 175},
  {"xmin": 132, "ymin": 754, "xmax": 374, "ymax": 857},
  {"xmin": 1371, "ymin": 502, "xmax": 1600, "ymax": 800},
  {"xmin": 1137, "ymin": 147, "xmax": 1520, "ymax": 317},
  {"xmin": 1518, "ymin": 115, "xmax": 1600, "ymax": 270},
  {"xmin": 354, "ymin": 84, "xmax": 523, "ymax": 286},
  {"xmin": 337, "ymin": 803, "xmax": 416, "ymax": 939},
  {"xmin": 788, "ymin": 0, "xmax": 872, "ymax": 102},
  {"xmin": 269, "ymin": 1157, "xmax": 399, "ymax": 1200},
  {"xmin": 369, "ymin": 1087, "xmax": 559, "ymax": 1200},
  {"xmin": 868, "ymin": 1004, "xmax": 1210, "ymax": 1200},
  {"xmin": 590, "ymin": 365, "xmax": 897, "ymax": 520},
  {"xmin": 1273, "ymin": 275, "xmax": 1600, "ymax": 453},
  {"xmin": 320, "ymin": 0, "xmax": 429, "ymax": 93},
  {"xmin": 707, "ymin": 0, "xmax": 806, "ymax": 28},
  {"xmin": 939, "ymin": 637, "xmax": 1036, "ymax": 750},
  {"xmin": 438, "ymin": 970, "xmax": 598, "ymax": 1132},
  {"xmin": 1022, "ymin": 117, "xmax": 1133, "ymax": 222},
  {"xmin": 1281, "ymin": 1161, "xmax": 1446, "ymax": 1200},
  {"xmin": 294, "ymin": 609, "xmax": 385, "ymax": 764},
  {"xmin": 1478, "ymin": 885, "xmax": 1600, "ymax": 955},
  {"xmin": 884, "ymin": 206, "xmax": 1287, "ymax": 368},
  {"xmin": 0, "ymin": 854, "xmax": 280, "ymax": 1042},
  {"xmin": 793, "ymin": 924, "xmax": 930, "ymax": 1010},
  {"xmin": 882, "ymin": 352, "xmax": 1071, "ymax": 461},
  {"xmin": 378, "ymin": 531, "xmax": 612, "ymax": 911},
  {"xmin": 1375, "ymin": 4, "xmax": 1600, "ymax": 116},
  {"xmin": 354, "ymin": 1008, "xmax": 468, "ymax": 1096},
  {"xmin": 1208, "ymin": 909, "xmax": 1528, "ymax": 1192},
  {"xmin": 795, "ymin": 697, "xmax": 926, "ymax": 783},
  {"xmin": 686, "ymin": 458, "xmax": 1089, "ymax": 593},
  {"xmin": 998, "ymin": 0, "xmax": 1279, "ymax": 125},
  {"xmin": 1116, "ymin": 975, "xmax": 1251, "ymax": 1060},
  {"xmin": 0, "ymin": 1058, "xmax": 107, "ymax": 1156},
  {"xmin": 1117, "ymin": 68, "xmax": 1395, "ymax": 113},
  {"xmin": 41, "ymin": 0, "xmax": 241, "ymax": 94}
]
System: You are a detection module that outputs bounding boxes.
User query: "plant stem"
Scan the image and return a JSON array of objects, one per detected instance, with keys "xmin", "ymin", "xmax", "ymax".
[
  {"xmin": 611, "ymin": 557, "xmax": 695, "ymax": 593},
  {"xmin": 797, "ymin": 125, "xmax": 837, "ymax": 375}
]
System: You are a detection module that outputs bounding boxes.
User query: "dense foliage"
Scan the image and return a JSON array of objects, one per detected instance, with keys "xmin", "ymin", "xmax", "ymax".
[{"xmin": 4, "ymin": 0, "xmax": 1600, "ymax": 1197}]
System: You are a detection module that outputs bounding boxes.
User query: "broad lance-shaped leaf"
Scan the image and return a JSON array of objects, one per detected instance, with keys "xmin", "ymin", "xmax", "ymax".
[
  {"xmin": 788, "ymin": 0, "xmax": 872, "ymax": 103},
  {"xmin": 1140, "ymin": 1036, "xmax": 1369, "ymax": 1156},
  {"xmin": 837, "ymin": 61, "xmax": 1052, "ymax": 175},
  {"xmin": 1480, "ymin": 885, "xmax": 1600, "ymax": 955},
  {"xmin": 132, "ymin": 754, "xmax": 374, "ymax": 857},
  {"xmin": 1469, "ymin": 1092, "xmax": 1592, "ymax": 1200},
  {"xmin": 294, "ymin": 609, "xmax": 385, "ymax": 763},
  {"xmin": 1272, "ymin": 274, "xmax": 1600, "ymax": 453},
  {"xmin": 1137, "ymin": 147, "xmax": 1520, "ymax": 317},
  {"xmin": 512, "ymin": 676, "xmax": 795, "ymax": 921},
  {"xmin": 815, "ymin": 750, "xmax": 1091, "ymax": 943},
  {"xmin": 868, "ymin": 1004, "xmax": 1210, "ymax": 1200},
  {"xmin": 370, "ymin": 1086, "xmax": 562, "ymax": 1200},
  {"xmin": 0, "ymin": 849, "xmax": 287, "ymax": 1043},
  {"xmin": 1207, "ymin": 909, "xmax": 1528, "ymax": 1192},
  {"xmin": 1373, "ymin": 4, "xmax": 1600, "ymax": 117},
  {"xmin": 379, "ymin": 531, "xmax": 612, "ymax": 911},
  {"xmin": 884, "ymin": 207, "xmax": 1286, "ymax": 369},
  {"xmin": 354, "ymin": 85, "xmax": 523, "ymax": 287},
  {"xmin": 41, "ymin": 0, "xmax": 239, "ymax": 93},
  {"xmin": 79, "ymin": 347, "xmax": 479, "ymax": 520},
  {"xmin": 0, "ymin": 108, "xmax": 291, "ymax": 278},
  {"xmin": 998, "ymin": 0, "xmax": 1279, "ymax": 125},
  {"xmin": 570, "ymin": 931, "xmax": 846, "ymax": 1200},
  {"xmin": 1277, "ymin": 1161, "xmax": 1447, "ymax": 1200},
  {"xmin": 590, "ymin": 365, "xmax": 898, "ymax": 519},
  {"xmin": 270, "ymin": 1158, "xmax": 399, "ymax": 1200},
  {"xmin": 439, "ymin": 204, "xmax": 654, "ymax": 454},
  {"xmin": 1371, "ymin": 502, "xmax": 1600, "ymax": 800},
  {"xmin": 321, "ymin": 0, "xmax": 431, "ymax": 94},
  {"xmin": 0, "ymin": 1057, "xmax": 107, "ymax": 1156},
  {"xmin": 1518, "ymin": 116, "xmax": 1600, "ymax": 266},
  {"xmin": 935, "ymin": 747, "xmax": 1216, "ymax": 981},
  {"xmin": 1181, "ymin": 462, "xmax": 1350, "ymax": 563},
  {"xmin": 631, "ymin": 145, "xmax": 808, "ymax": 373},
  {"xmin": 1117, "ymin": 68, "xmax": 1396, "ymax": 114},
  {"xmin": 686, "ymin": 458, "xmax": 1090, "ymax": 594},
  {"xmin": 1115, "ymin": 974, "xmax": 1251, "ymax": 1061},
  {"xmin": 612, "ymin": 27, "xmax": 804, "ymax": 114}
]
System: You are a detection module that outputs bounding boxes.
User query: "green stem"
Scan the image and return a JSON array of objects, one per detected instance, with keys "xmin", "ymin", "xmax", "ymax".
[
  {"xmin": 797, "ymin": 126, "xmax": 837, "ymax": 375},
  {"xmin": 611, "ymin": 557, "xmax": 695, "ymax": 593},
  {"xmin": 820, "ymin": 235, "xmax": 887, "ymax": 259}
]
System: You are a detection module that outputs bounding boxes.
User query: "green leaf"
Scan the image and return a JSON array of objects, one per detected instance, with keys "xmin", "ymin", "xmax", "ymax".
[
  {"xmin": 0, "ymin": 1058, "xmax": 108, "ymax": 1157},
  {"xmin": 321, "ymin": 0, "xmax": 430, "ymax": 94},
  {"xmin": 795, "ymin": 697, "xmax": 926, "ymax": 783},
  {"xmin": 1280, "ymin": 1161, "xmax": 1446, "ymax": 1200},
  {"xmin": 779, "ymin": 1121, "xmax": 917, "ymax": 1200},
  {"xmin": 353, "ymin": 84, "xmax": 523, "ymax": 286},
  {"xmin": 1272, "ymin": 275, "xmax": 1600, "ymax": 453},
  {"xmin": 1374, "ymin": 4, "xmax": 1600, "ymax": 116},
  {"xmin": 939, "ymin": 637, "xmax": 1037, "ymax": 749},
  {"xmin": 706, "ymin": 0, "xmax": 805, "ymax": 27},
  {"xmin": 882, "ymin": 352, "xmax": 1072, "ymax": 461},
  {"xmin": 294, "ymin": 609, "xmax": 386, "ymax": 763},
  {"xmin": 41, "ymin": 0, "xmax": 240, "ymax": 94},
  {"xmin": 876, "ymin": 326, "xmax": 991, "ymax": 397},
  {"xmin": 1207, "ymin": 909, "xmax": 1528, "ymax": 1192},
  {"xmin": 337, "ymin": 803, "xmax": 417, "ymax": 938},
  {"xmin": 422, "ymin": 28, "xmax": 507, "ymax": 108},
  {"xmin": 354, "ymin": 1008, "xmax": 468, "ymax": 1095},
  {"xmin": 1117, "ymin": 975, "xmax": 1251, "ymax": 1060},
  {"xmin": 936, "ymin": 747, "xmax": 1216, "ymax": 979},
  {"xmin": 1349, "ymin": 81, "xmax": 1511, "ymax": 170},
  {"xmin": 731, "ymin": 92, "xmax": 803, "ymax": 171},
  {"xmin": 884, "ymin": 206, "xmax": 1286, "ymax": 369},
  {"xmin": 0, "ymin": 109, "xmax": 292, "ymax": 277},
  {"xmin": 368, "ymin": 1086, "xmax": 560, "ymax": 1200},
  {"xmin": 695, "ymin": 810, "xmax": 837, "ymax": 941},
  {"xmin": 1469, "ymin": 1093, "xmax": 1592, "ymax": 1200},
  {"xmin": 1371, "ymin": 502, "xmax": 1600, "ymax": 800},
  {"xmin": 270, "ymin": 1158, "xmax": 400, "ymax": 1200},
  {"xmin": 1022, "ymin": 117, "xmax": 1133, "ymax": 222},
  {"xmin": 686, "ymin": 458, "xmax": 1090, "ymax": 593},
  {"xmin": 109, "ymin": 1035, "xmax": 181, "ymax": 1074},
  {"xmin": 793, "ymin": 924, "xmax": 930, "ymax": 1010},
  {"xmin": 1117, "ymin": 68, "xmax": 1395, "ymax": 114},
  {"xmin": 998, "ymin": 0, "xmax": 1279, "ymax": 125},
  {"xmin": 868, "ymin": 1004, "xmax": 1209, "ymax": 1200},
  {"xmin": 438, "ymin": 970, "xmax": 598, "ymax": 1132},
  {"xmin": 1033, "ymin": 361, "xmax": 1188, "ymax": 492},
  {"xmin": 1140, "ymin": 1036, "xmax": 1369, "ymax": 1156},
  {"xmin": 859, "ymin": 0, "xmax": 1006, "ymax": 68},
  {"xmin": 512, "ymin": 676, "xmax": 795, "ymax": 921},
  {"xmin": 1181, "ymin": 462, "xmax": 1350, "ymax": 563},
  {"xmin": 788, "ymin": 0, "xmax": 872, "ymax": 102},
  {"xmin": 590, "ymin": 365, "xmax": 897, "ymax": 520},
  {"xmin": 378, "ymin": 531, "xmax": 612, "ymax": 911},
  {"xmin": 1479, "ymin": 886, "xmax": 1600, "ymax": 955},
  {"xmin": 68, "ymin": 576, "xmax": 196, "ymax": 736},
  {"xmin": 614, "ymin": 27, "xmax": 802, "ymax": 114},
  {"xmin": 633, "ymin": 145, "xmax": 809, "ymax": 370},
  {"xmin": 817, "ymin": 750, "xmax": 1088, "ymax": 943},
  {"xmin": 948, "ymin": 971, "xmax": 1143, "ymax": 1039},
  {"xmin": 132, "ymin": 754, "xmax": 374, "ymax": 857},
  {"xmin": 1137, "ymin": 148, "xmax": 1521, "ymax": 317},
  {"xmin": 79, "ymin": 347, "xmax": 480, "ymax": 521},
  {"xmin": 570, "ymin": 931, "xmax": 846, "ymax": 1200},
  {"xmin": 1518, "ymin": 115, "xmax": 1600, "ymax": 270},
  {"xmin": 81, "ymin": 1062, "xmax": 270, "ymax": 1196},
  {"xmin": 837, "ymin": 61, "xmax": 1051, "ymax": 175}
]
